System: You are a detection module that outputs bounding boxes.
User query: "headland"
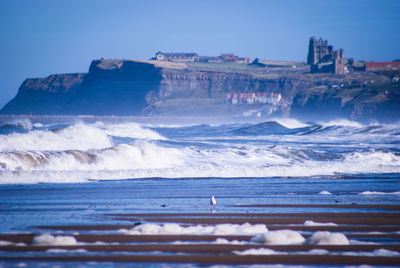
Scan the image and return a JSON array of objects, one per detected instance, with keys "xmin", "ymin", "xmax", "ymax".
[{"xmin": 1, "ymin": 38, "xmax": 399, "ymax": 122}]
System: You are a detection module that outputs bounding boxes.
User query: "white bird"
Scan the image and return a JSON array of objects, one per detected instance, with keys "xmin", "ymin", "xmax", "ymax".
[{"xmin": 210, "ymin": 195, "xmax": 216, "ymax": 206}]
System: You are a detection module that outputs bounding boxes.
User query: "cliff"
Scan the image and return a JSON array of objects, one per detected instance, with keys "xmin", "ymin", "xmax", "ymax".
[
  {"xmin": 1, "ymin": 59, "xmax": 399, "ymax": 121},
  {"xmin": 1, "ymin": 73, "xmax": 85, "ymax": 114},
  {"xmin": 291, "ymin": 82, "xmax": 400, "ymax": 122}
]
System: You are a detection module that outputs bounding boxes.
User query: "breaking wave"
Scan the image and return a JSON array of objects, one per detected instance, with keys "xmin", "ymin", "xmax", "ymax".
[
  {"xmin": 0, "ymin": 119, "xmax": 399, "ymax": 184},
  {"xmin": 0, "ymin": 121, "xmax": 165, "ymax": 151}
]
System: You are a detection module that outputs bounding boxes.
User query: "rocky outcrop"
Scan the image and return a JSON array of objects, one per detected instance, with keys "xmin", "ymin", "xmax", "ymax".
[
  {"xmin": 0, "ymin": 73, "xmax": 84, "ymax": 114},
  {"xmin": 291, "ymin": 83, "xmax": 400, "ymax": 122},
  {"xmin": 62, "ymin": 60, "xmax": 163, "ymax": 115}
]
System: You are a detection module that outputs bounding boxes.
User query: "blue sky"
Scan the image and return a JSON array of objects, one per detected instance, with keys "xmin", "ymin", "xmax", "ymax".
[{"xmin": 0, "ymin": 0, "xmax": 399, "ymax": 108}]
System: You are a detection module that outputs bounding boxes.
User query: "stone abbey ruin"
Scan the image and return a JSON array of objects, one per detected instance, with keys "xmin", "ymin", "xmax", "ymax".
[{"xmin": 307, "ymin": 37, "xmax": 346, "ymax": 75}]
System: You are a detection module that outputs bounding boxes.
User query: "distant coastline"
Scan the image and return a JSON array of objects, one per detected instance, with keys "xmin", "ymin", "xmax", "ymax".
[{"xmin": 1, "ymin": 39, "xmax": 399, "ymax": 122}]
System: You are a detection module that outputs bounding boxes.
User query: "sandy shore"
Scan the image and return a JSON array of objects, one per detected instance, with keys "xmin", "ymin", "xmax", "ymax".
[
  {"xmin": 1, "ymin": 205, "xmax": 399, "ymax": 266},
  {"xmin": 2, "ymin": 255, "xmax": 400, "ymax": 265},
  {"xmin": 114, "ymin": 213, "xmax": 400, "ymax": 225},
  {"xmin": 1, "ymin": 233, "xmax": 400, "ymax": 244},
  {"xmin": 232, "ymin": 204, "xmax": 400, "ymax": 210},
  {"xmin": 1, "ymin": 243, "xmax": 400, "ymax": 253}
]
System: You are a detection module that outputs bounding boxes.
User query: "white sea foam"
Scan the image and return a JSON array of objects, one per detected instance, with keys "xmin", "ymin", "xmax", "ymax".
[
  {"xmin": 212, "ymin": 238, "xmax": 245, "ymax": 245},
  {"xmin": 3, "ymin": 118, "xmax": 33, "ymax": 131},
  {"xmin": 1, "ymin": 120, "xmax": 400, "ymax": 184},
  {"xmin": 304, "ymin": 220, "xmax": 337, "ymax": 226},
  {"xmin": 0, "ymin": 240, "xmax": 26, "ymax": 246},
  {"xmin": 233, "ymin": 248, "xmax": 284, "ymax": 255},
  {"xmin": 306, "ymin": 231, "xmax": 349, "ymax": 245},
  {"xmin": 302, "ymin": 248, "xmax": 399, "ymax": 257},
  {"xmin": 359, "ymin": 191, "xmax": 400, "ymax": 195},
  {"xmin": 273, "ymin": 118, "xmax": 310, "ymax": 129},
  {"xmin": 318, "ymin": 119, "xmax": 363, "ymax": 128},
  {"xmin": 0, "ymin": 123, "xmax": 112, "ymax": 151},
  {"xmin": 251, "ymin": 230, "xmax": 305, "ymax": 245},
  {"xmin": 318, "ymin": 191, "xmax": 332, "ymax": 195},
  {"xmin": 349, "ymin": 239, "xmax": 378, "ymax": 245},
  {"xmin": 0, "ymin": 240, "xmax": 14, "ymax": 246},
  {"xmin": 343, "ymin": 249, "xmax": 400, "ymax": 257},
  {"xmin": 32, "ymin": 234, "xmax": 78, "ymax": 246},
  {"xmin": 46, "ymin": 248, "xmax": 87, "ymax": 253},
  {"xmin": 125, "ymin": 223, "xmax": 268, "ymax": 236},
  {"xmin": 99, "ymin": 122, "xmax": 166, "ymax": 140},
  {"xmin": 0, "ymin": 140, "xmax": 183, "ymax": 172},
  {"xmin": 304, "ymin": 249, "xmax": 330, "ymax": 255},
  {"xmin": 1, "ymin": 144, "xmax": 400, "ymax": 184},
  {"xmin": 0, "ymin": 121, "xmax": 165, "ymax": 153},
  {"xmin": 233, "ymin": 247, "xmax": 399, "ymax": 257}
]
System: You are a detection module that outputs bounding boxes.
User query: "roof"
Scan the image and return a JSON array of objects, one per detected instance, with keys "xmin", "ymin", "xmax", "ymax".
[
  {"xmin": 365, "ymin": 61, "xmax": 400, "ymax": 68},
  {"xmin": 158, "ymin": 52, "xmax": 198, "ymax": 57}
]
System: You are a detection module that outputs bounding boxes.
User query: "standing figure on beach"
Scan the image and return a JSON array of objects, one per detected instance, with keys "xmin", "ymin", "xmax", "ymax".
[{"xmin": 210, "ymin": 195, "xmax": 216, "ymax": 212}]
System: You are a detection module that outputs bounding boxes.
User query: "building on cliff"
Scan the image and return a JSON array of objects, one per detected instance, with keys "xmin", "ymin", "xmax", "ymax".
[
  {"xmin": 155, "ymin": 51, "xmax": 250, "ymax": 64},
  {"xmin": 226, "ymin": 92, "xmax": 282, "ymax": 105},
  {"xmin": 364, "ymin": 61, "xmax": 400, "ymax": 71},
  {"xmin": 199, "ymin": 53, "xmax": 251, "ymax": 64},
  {"xmin": 156, "ymin": 52, "xmax": 199, "ymax": 62},
  {"xmin": 307, "ymin": 37, "xmax": 346, "ymax": 75}
]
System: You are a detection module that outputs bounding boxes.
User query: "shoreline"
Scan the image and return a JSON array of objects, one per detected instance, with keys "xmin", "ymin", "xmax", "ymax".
[{"xmin": 2, "ymin": 255, "xmax": 400, "ymax": 266}]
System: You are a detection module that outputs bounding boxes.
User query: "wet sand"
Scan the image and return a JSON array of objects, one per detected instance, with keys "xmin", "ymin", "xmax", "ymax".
[
  {"xmin": 1, "ymin": 205, "xmax": 400, "ymax": 266},
  {"xmin": 2, "ymin": 255, "xmax": 400, "ymax": 266},
  {"xmin": 233, "ymin": 204, "xmax": 400, "ymax": 210}
]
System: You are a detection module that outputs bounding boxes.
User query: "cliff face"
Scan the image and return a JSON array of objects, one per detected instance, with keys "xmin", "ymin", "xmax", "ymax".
[
  {"xmin": 291, "ymin": 83, "xmax": 400, "ymax": 122},
  {"xmin": 62, "ymin": 60, "xmax": 163, "ymax": 115},
  {"xmin": 0, "ymin": 59, "xmax": 318, "ymax": 115},
  {"xmin": 1, "ymin": 59, "xmax": 399, "ymax": 121},
  {"xmin": 0, "ymin": 73, "xmax": 85, "ymax": 114},
  {"xmin": 155, "ymin": 71, "xmax": 315, "ymax": 100}
]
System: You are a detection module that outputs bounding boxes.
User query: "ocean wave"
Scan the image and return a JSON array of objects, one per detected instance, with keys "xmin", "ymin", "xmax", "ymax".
[
  {"xmin": 0, "ymin": 118, "xmax": 33, "ymax": 134},
  {"xmin": 0, "ymin": 141, "xmax": 399, "ymax": 183},
  {"xmin": 95, "ymin": 121, "xmax": 166, "ymax": 140},
  {"xmin": 0, "ymin": 123, "xmax": 112, "ymax": 151},
  {"xmin": 0, "ymin": 141, "xmax": 183, "ymax": 172},
  {"xmin": 0, "ymin": 121, "xmax": 165, "ymax": 152},
  {"xmin": 230, "ymin": 121, "xmax": 321, "ymax": 136},
  {"xmin": 228, "ymin": 120, "xmax": 400, "ymax": 138},
  {"xmin": 317, "ymin": 119, "xmax": 363, "ymax": 128},
  {"xmin": 1, "ymin": 118, "xmax": 399, "ymax": 184}
]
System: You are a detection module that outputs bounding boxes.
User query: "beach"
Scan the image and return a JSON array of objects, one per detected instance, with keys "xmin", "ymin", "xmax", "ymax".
[{"xmin": 0, "ymin": 118, "xmax": 399, "ymax": 266}]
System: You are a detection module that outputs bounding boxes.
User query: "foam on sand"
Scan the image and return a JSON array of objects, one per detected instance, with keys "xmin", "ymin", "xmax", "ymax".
[
  {"xmin": 251, "ymin": 230, "xmax": 305, "ymax": 245},
  {"xmin": 46, "ymin": 248, "xmax": 87, "ymax": 253},
  {"xmin": 306, "ymin": 231, "xmax": 349, "ymax": 245},
  {"xmin": 318, "ymin": 191, "xmax": 332, "ymax": 195},
  {"xmin": 32, "ymin": 234, "xmax": 78, "ymax": 246},
  {"xmin": 0, "ymin": 240, "xmax": 26, "ymax": 246},
  {"xmin": 359, "ymin": 191, "xmax": 400, "ymax": 195},
  {"xmin": 233, "ymin": 248, "xmax": 284, "ymax": 255},
  {"xmin": 126, "ymin": 223, "xmax": 268, "ymax": 236},
  {"xmin": 304, "ymin": 249, "xmax": 330, "ymax": 255},
  {"xmin": 304, "ymin": 220, "xmax": 337, "ymax": 226},
  {"xmin": 212, "ymin": 238, "xmax": 245, "ymax": 245}
]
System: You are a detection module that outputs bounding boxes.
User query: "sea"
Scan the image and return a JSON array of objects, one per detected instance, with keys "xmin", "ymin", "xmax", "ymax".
[{"xmin": 0, "ymin": 115, "xmax": 399, "ymax": 267}]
